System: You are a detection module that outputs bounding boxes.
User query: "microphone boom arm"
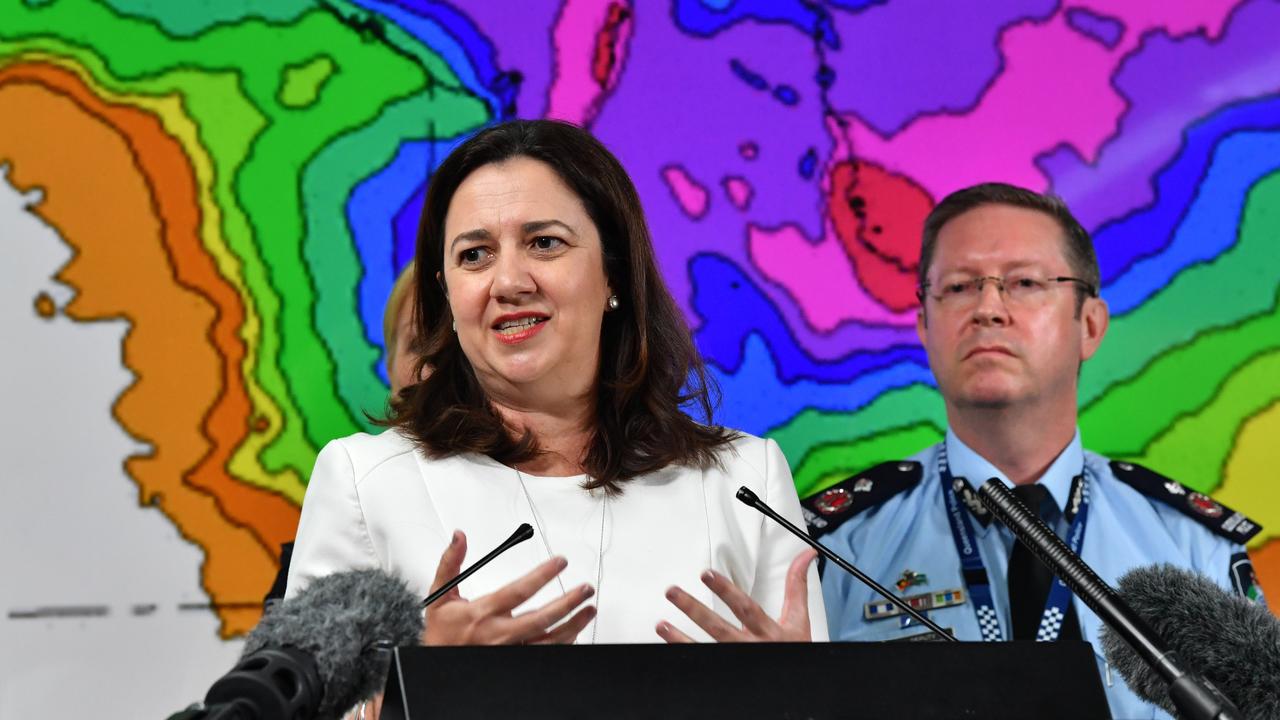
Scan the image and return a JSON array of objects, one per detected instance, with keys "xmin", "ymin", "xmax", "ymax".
[
  {"xmin": 977, "ymin": 479, "xmax": 1241, "ymax": 720},
  {"xmin": 735, "ymin": 486, "xmax": 955, "ymax": 642},
  {"xmin": 423, "ymin": 523, "xmax": 535, "ymax": 607}
]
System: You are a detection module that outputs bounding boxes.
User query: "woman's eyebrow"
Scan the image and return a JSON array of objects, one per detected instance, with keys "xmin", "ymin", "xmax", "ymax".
[{"xmin": 522, "ymin": 219, "xmax": 576, "ymax": 237}]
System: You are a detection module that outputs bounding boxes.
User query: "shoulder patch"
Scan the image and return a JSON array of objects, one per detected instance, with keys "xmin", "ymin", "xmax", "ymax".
[
  {"xmin": 1229, "ymin": 551, "xmax": 1266, "ymax": 604},
  {"xmin": 801, "ymin": 460, "xmax": 923, "ymax": 539},
  {"xmin": 1109, "ymin": 461, "xmax": 1262, "ymax": 544}
]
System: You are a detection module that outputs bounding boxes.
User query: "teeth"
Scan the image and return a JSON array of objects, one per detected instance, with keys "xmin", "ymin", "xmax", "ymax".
[{"xmin": 496, "ymin": 317, "xmax": 545, "ymax": 334}]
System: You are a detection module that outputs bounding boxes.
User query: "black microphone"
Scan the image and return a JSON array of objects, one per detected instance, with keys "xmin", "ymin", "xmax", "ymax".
[
  {"xmin": 735, "ymin": 486, "xmax": 955, "ymax": 641},
  {"xmin": 175, "ymin": 567, "xmax": 425, "ymax": 720},
  {"xmin": 423, "ymin": 523, "xmax": 534, "ymax": 607},
  {"xmin": 1101, "ymin": 564, "xmax": 1280, "ymax": 720},
  {"xmin": 977, "ymin": 478, "xmax": 1242, "ymax": 720}
]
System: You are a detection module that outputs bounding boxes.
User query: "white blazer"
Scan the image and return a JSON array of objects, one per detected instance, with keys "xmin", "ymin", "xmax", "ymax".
[{"xmin": 286, "ymin": 430, "xmax": 828, "ymax": 643}]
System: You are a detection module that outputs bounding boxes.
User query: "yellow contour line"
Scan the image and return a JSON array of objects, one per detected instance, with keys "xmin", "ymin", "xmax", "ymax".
[{"xmin": 5, "ymin": 50, "xmax": 305, "ymax": 504}]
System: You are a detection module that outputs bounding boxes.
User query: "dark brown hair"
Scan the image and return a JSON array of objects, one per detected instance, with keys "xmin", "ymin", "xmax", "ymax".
[
  {"xmin": 389, "ymin": 119, "xmax": 736, "ymax": 491},
  {"xmin": 919, "ymin": 182, "xmax": 1100, "ymax": 313}
]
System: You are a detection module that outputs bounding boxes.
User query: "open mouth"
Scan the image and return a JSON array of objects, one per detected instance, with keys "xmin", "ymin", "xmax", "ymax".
[
  {"xmin": 492, "ymin": 315, "xmax": 550, "ymax": 338},
  {"xmin": 494, "ymin": 317, "xmax": 548, "ymax": 334}
]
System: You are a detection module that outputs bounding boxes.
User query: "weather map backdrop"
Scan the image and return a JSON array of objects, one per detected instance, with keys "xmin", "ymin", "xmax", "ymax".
[{"xmin": 1, "ymin": 0, "xmax": 1278, "ymax": 716}]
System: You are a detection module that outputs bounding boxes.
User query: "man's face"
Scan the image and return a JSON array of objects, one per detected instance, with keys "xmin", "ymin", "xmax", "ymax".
[{"xmin": 916, "ymin": 203, "xmax": 1108, "ymax": 412}]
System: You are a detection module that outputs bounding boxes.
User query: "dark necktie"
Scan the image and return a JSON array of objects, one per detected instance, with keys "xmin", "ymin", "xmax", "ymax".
[{"xmin": 1007, "ymin": 484, "xmax": 1081, "ymax": 641}]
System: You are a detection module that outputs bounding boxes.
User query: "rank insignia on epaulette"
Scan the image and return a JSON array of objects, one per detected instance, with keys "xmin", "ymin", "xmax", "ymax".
[
  {"xmin": 1110, "ymin": 460, "xmax": 1263, "ymax": 544},
  {"xmin": 864, "ymin": 588, "xmax": 966, "ymax": 621},
  {"xmin": 952, "ymin": 477, "xmax": 993, "ymax": 527},
  {"xmin": 813, "ymin": 487, "xmax": 854, "ymax": 515},
  {"xmin": 801, "ymin": 460, "xmax": 924, "ymax": 539},
  {"xmin": 1188, "ymin": 492, "xmax": 1224, "ymax": 518}
]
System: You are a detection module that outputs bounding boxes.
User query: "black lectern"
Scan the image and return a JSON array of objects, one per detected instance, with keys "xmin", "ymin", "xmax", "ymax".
[{"xmin": 379, "ymin": 641, "xmax": 1111, "ymax": 719}]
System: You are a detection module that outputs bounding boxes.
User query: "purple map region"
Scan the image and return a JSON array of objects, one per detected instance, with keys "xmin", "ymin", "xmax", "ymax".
[
  {"xmin": 1066, "ymin": 7, "xmax": 1125, "ymax": 49},
  {"xmin": 1040, "ymin": 0, "xmax": 1280, "ymax": 231},
  {"xmin": 825, "ymin": 0, "xmax": 1057, "ymax": 136},
  {"xmin": 450, "ymin": 0, "xmax": 560, "ymax": 118},
  {"xmin": 592, "ymin": 0, "xmax": 834, "ymax": 329}
]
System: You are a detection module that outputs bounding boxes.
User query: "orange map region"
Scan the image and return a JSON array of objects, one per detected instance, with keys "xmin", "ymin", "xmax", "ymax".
[{"xmin": 0, "ymin": 62, "xmax": 298, "ymax": 636}]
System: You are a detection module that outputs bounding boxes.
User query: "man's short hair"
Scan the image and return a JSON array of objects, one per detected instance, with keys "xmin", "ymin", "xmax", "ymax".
[{"xmin": 918, "ymin": 182, "xmax": 1101, "ymax": 310}]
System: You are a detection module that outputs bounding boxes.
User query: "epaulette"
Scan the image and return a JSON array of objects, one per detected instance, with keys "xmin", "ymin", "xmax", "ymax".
[
  {"xmin": 801, "ymin": 460, "xmax": 923, "ymax": 539},
  {"xmin": 1109, "ymin": 461, "xmax": 1262, "ymax": 544}
]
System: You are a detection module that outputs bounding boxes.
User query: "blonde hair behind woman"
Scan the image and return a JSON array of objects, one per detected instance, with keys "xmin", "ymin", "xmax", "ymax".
[{"xmin": 382, "ymin": 260, "xmax": 424, "ymax": 395}]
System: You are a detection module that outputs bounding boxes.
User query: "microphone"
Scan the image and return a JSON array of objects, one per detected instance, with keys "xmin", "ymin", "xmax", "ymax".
[
  {"xmin": 1101, "ymin": 564, "xmax": 1280, "ymax": 720},
  {"xmin": 735, "ymin": 486, "xmax": 955, "ymax": 641},
  {"xmin": 177, "ymin": 567, "xmax": 424, "ymax": 720},
  {"xmin": 977, "ymin": 479, "xmax": 1242, "ymax": 720},
  {"xmin": 423, "ymin": 523, "xmax": 534, "ymax": 607},
  {"xmin": 174, "ymin": 525, "xmax": 535, "ymax": 720}
]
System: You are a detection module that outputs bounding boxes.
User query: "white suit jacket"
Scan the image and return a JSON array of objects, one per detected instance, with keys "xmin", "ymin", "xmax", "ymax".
[{"xmin": 286, "ymin": 430, "xmax": 827, "ymax": 643}]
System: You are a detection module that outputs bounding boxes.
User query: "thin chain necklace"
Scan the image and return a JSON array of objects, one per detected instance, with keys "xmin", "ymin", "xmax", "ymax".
[{"xmin": 514, "ymin": 468, "xmax": 608, "ymax": 644}]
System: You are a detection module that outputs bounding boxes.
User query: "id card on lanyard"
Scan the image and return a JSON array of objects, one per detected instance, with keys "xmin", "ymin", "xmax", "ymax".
[{"xmin": 939, "ymin": 446, "xmax": 1091, "ymax": 642}]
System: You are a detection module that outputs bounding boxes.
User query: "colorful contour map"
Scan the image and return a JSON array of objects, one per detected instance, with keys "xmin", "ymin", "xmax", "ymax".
[{"xmin": 2, "ymin": 0, "xmax": 1277, "ymax": 649}]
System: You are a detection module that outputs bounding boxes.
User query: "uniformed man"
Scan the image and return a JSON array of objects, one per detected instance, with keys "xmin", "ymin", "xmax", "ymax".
[{"xmin": 805, "ymin": 182, "xmax": 1265, "ymax": 719}]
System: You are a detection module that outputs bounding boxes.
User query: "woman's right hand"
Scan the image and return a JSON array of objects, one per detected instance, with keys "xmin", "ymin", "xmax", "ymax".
[{"xmin": 422, "ymin": 530, "xmax": 597, "ymax": 646}]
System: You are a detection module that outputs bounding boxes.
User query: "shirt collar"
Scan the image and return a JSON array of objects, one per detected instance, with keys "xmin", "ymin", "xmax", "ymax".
[{"xmin": 944, "ymin": 427, "xmax": 1084, "ymax": 527}]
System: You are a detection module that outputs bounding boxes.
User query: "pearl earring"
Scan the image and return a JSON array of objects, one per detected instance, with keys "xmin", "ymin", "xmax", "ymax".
[
  {"xmin": 451, "ymin": 319, "xmax": 457, "ymax": 332},
  {"xmin": 607, "ymin": 295, "xmax": 620, "ymax": 311}
]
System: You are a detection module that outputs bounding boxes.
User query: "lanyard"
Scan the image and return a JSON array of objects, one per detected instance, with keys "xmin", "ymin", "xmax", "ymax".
[{"xmin": 939, "ymin": 447, "xmax": 1091, "ymax": 642}]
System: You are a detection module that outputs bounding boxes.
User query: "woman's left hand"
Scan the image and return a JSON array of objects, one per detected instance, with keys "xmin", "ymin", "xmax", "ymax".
[{"xmin": 656, "ymin": 548, "xmax": 817, "ymax": 642}]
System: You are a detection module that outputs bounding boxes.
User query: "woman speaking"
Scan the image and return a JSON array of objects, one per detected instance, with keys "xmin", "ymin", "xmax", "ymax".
[{"xmin": 286, "ymin": 119, "xmax": 826, "ymax": 647}]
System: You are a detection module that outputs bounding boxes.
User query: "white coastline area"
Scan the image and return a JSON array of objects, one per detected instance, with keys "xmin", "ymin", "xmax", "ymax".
[{"xmin": 0, "ymin": 164, "xmax": 245, "ymax": 718}]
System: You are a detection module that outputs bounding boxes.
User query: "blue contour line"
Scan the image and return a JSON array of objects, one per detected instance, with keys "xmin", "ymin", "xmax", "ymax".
[
  {"xmin": 671, "ymin": 0, "xmax": 840, "ymax": 50},
  {"xmin": 348, "ymin": 0, "xmax": 508, "ymax": 116},
  {"xmin": 347, "ymin": 135, "xmax": 468, "ymax": 384},
  {"xmin": 689, "ymin": 253, "xmax": 927, "ymax": 385},
  {"xmin": 1093, "ymin": 94, "xmax": 1280, "ymax": 310},
  {"xmin": 704, "ymin": 333, "xmax": 935, "ymax": 436},
  {"xmin": 729, "ymin": 58, "xmax": 769, "ymax": 91},
  {"xmin": 1101, "ymin": 124, "xmax": 1280, "ymax": 317}
]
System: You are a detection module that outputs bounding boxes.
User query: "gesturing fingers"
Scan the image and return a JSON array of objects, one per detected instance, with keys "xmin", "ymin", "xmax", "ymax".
[
  {"xmin": 700, "ymin": 569, "xmax": 777, "ymax": 637},
  {"xmin": 479, "ymin": 556, "xmax": 569, "ymax": 615},
  {"xmin": 508, "ymin": 583, "xmax": 595, "ymax": 641},
  {"xmin": 778, "ymin": 549, "xmax": 818, "ymax": 632},
  {"xmin": 655, "ymin": 620, "xmax": 695, "ymax": 644},
  {"xmin": 528, "ymin": 604, "xmax": 598, "ymax": 645},
  {"xmin": 664, "ymin": 585, "xmax": 749, "ymax": 642},
  {"xmin": 427, "ymin": 531, "xmax": 467, "ymax": 604}
]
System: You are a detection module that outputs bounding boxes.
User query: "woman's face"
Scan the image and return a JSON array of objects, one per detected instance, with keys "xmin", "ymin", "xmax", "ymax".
[{"xmin": 442, "ymin": 156, "xmax": 613, "ymax": 410}]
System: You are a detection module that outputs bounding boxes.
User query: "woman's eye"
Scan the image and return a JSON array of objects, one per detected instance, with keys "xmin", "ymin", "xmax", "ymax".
[
  {"xmin": 532, "ymin": 236, "xmax": 564, "ymax": 251},
  {"xmin": 459, "ymin": 248, "xmax": 487, "ymax": 264}
]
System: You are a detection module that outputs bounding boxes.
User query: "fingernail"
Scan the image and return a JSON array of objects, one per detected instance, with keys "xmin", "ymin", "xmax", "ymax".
[
  {"xmin": 554, "ymin": 556, "xmax": 568, "ymax": 570},
  {"xmin": 701, "ymin": 570, "xmax": 715, "ymax": 583},
  {"xmin": 581, "ymin": 585, "xmax": 594, "ymax": 598},
  {"xmin": 449, "ymin": 531, "xmax": 461, "ymax": 547},
  {"xmin": 665, "ymin": 587, "xmax": 678, "ymax": 601},
  {"xmin": 657, "ymin": 621, "xmax": 671, "ymax": 633}
]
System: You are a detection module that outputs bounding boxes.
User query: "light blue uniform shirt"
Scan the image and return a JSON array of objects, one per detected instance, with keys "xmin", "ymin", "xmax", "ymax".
[{"xmin": 819, "ymin": 429, "xmax": 1253, "ymax": 720}]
